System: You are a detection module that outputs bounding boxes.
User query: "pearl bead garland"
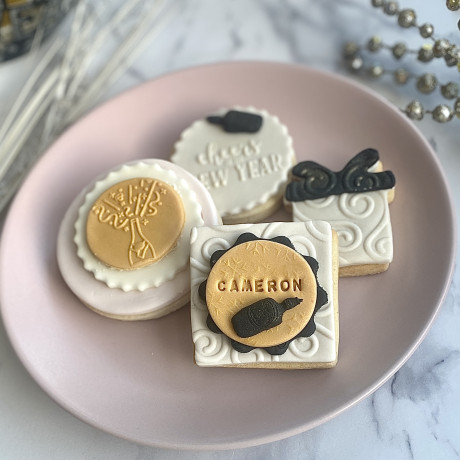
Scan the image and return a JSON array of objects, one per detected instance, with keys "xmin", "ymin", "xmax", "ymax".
[
  {"xmin": 446, "ymin": 0, "xmax": 460, "ymax": 12},
  {"xmin": 343, "ymin": 1, "xmax": 460, "ymax": 123}
]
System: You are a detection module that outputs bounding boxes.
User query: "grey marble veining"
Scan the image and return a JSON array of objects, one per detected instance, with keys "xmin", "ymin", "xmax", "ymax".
[{"xmin": 0, "ymin": 1, "xmax": 459, "ymax": 458}]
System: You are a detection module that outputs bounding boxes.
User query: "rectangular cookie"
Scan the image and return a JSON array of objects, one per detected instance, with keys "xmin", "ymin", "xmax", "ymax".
[
  {"xmin": 190, "ymin": 221, "xmax": 339, "ymax": 369},
  {"xmin": 285, "ymin": 149, "xmax": 395, "ymax": 276}
]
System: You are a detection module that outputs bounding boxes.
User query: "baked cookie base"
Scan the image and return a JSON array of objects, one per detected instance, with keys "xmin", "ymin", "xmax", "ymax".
[
  {"xmin": 221, "ymin": 192, "xmax": 282, "ymax": 225},
  {"xmin": 82, "ymin": 290, "xmax": 190, "ymax": 321},
  {"xmin": 190, "ymin": 221, "xmax": 339, "ymax": 369},
  {"xmin": 339, "ymin": 262, "xmax": 389, "ymax": 277}
]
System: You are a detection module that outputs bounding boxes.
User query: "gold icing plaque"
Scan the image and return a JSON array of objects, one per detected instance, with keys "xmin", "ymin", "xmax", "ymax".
[
  {"xmin": 86, "ymin": 178, "xmax": 185, "ymax": 270},
  {"xmin": 206, "ymin": 240, "xmax": 317, "ymax": 348}
]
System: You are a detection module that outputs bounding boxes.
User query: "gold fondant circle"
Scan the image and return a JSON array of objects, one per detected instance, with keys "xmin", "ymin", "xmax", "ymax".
[
  {"xmin": 86, "ymin": 177, "xmax": 185, "ymax": 270},
  {"xmin": 206, "ymin": 240, "xmax": 317, "ymax": 348}
]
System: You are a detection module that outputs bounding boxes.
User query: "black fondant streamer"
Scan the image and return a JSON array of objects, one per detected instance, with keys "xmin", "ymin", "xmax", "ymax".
[
  {"xmin": 285, "ymin": 148, "xmax": 395, "ymax": 202},
  {"xmin": 199, "ymin": 233, "xmax": 328, "ymax": 356}
]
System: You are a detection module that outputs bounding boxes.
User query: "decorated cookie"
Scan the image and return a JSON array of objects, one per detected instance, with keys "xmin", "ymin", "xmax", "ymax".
[
  {"xmin": 86, "ymin": 177, "xmax": 185, "ymax": 271},
  {"xmin": 285, "ymin": 148, "xmax": 395, "ymax": 276},
  {"xmin": 190, "ymin": 221, "xmax": 339, "ymax": 369},
  {"xmin": 171, "ymin": 107, "xmax": 296, "ymax": 224},
  {"xmin": 57, "ymin": 159, "xmax": 221, "ymax": 320}
]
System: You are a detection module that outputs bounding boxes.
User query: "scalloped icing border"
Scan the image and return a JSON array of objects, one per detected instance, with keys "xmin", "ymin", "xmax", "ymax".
[
  {"xmin": 74, "ymin": 161, "xmax": 204, "ymax": 292},
  {"xmin": 171, "ymin": 106, "xmax": 295, "ymax": 218}
]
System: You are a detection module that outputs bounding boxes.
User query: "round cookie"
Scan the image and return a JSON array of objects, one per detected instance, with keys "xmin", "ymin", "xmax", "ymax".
[
  {"xmin": 57, "ymin": 159, "xmax": 221, "ymax": 320},
  {"xmin": 171, "ymin": 106, "xmax": 296, "ymax": 224}
]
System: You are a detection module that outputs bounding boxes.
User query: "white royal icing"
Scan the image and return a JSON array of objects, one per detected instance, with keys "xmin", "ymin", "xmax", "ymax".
[
  {"xmin": 57, "ymin": 159, "xmax": 221, "ymax": 319},
  {"xmin": 291, "ymin": 190, "xmax": 393, "ymax": 268},
  {"xmin": 190, "ymin": 221, "xmax": 338, "ymax": 367},
  {"xmin": 74, "ymin": 161, "xmax": 204, "ymax": 291},
  {"xmin": 171, "ymin": 106, "xmax": 295, "ymax": 220}
]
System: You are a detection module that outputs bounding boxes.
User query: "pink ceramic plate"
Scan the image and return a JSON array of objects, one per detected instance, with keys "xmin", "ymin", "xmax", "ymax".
[{"xmin": 0, "ymin": 62, "xmax": 455, "ymax": 450}]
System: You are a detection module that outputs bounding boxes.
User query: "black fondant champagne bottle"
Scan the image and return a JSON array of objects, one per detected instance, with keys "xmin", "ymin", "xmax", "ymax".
[
  {"xmin": 232, "ymin": 297, "xmax": 303, "ymax": 338},
  {"xmin": 206, "ymin": 110, "xmax": 263, "ymax": 133}
]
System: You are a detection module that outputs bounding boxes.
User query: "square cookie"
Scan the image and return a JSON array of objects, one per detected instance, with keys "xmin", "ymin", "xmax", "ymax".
[
  {"xmin": 285, "ymin": 149, "xmax": 395, "ymax": 276},
  {"xmin": 190, "ymin": 221, "xmax": 339, "ymax": 369}
]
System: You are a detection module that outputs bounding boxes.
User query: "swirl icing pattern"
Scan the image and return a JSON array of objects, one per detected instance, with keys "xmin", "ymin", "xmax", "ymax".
[
  {"xmin": 291, "ymin": 190, "xmax": 393, "ymax": 268},
  {"xmin": 193, "ymin": 329, "xmax": 229, "ymax": 364},
  {"xmin": 230, "ymin": 348, "xmax": 268, "ymax": 364},
  {"xmin": 335, "ymin": 222, "xmax": 363, "ymax": 252},
  {"xmin": 339, "ymin": 193, "xmax": 375, "ymax": 220},
  {"xmin": 289, "ymin": 335, "xmax": 320, "ymax": 359},
  {"xmin": 201, "ymin": 237, "xmax": 232, "ymax": 261}
]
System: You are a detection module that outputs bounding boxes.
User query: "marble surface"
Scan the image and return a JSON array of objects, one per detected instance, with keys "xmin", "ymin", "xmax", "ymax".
[{"xmin": 0, "ymin": 1, "xmax": 459, "ymax": 458}]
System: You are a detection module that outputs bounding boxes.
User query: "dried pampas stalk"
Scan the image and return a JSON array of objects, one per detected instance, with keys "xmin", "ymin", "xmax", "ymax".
[{"xmin": 0, "ymin": 0, "xmax": 176, "ymax": 212}]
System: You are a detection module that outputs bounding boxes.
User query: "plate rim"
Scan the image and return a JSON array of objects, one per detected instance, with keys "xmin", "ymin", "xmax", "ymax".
[{"xmin": 0, "ymin": 60, "xmax": 457, "ymax": 450}]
